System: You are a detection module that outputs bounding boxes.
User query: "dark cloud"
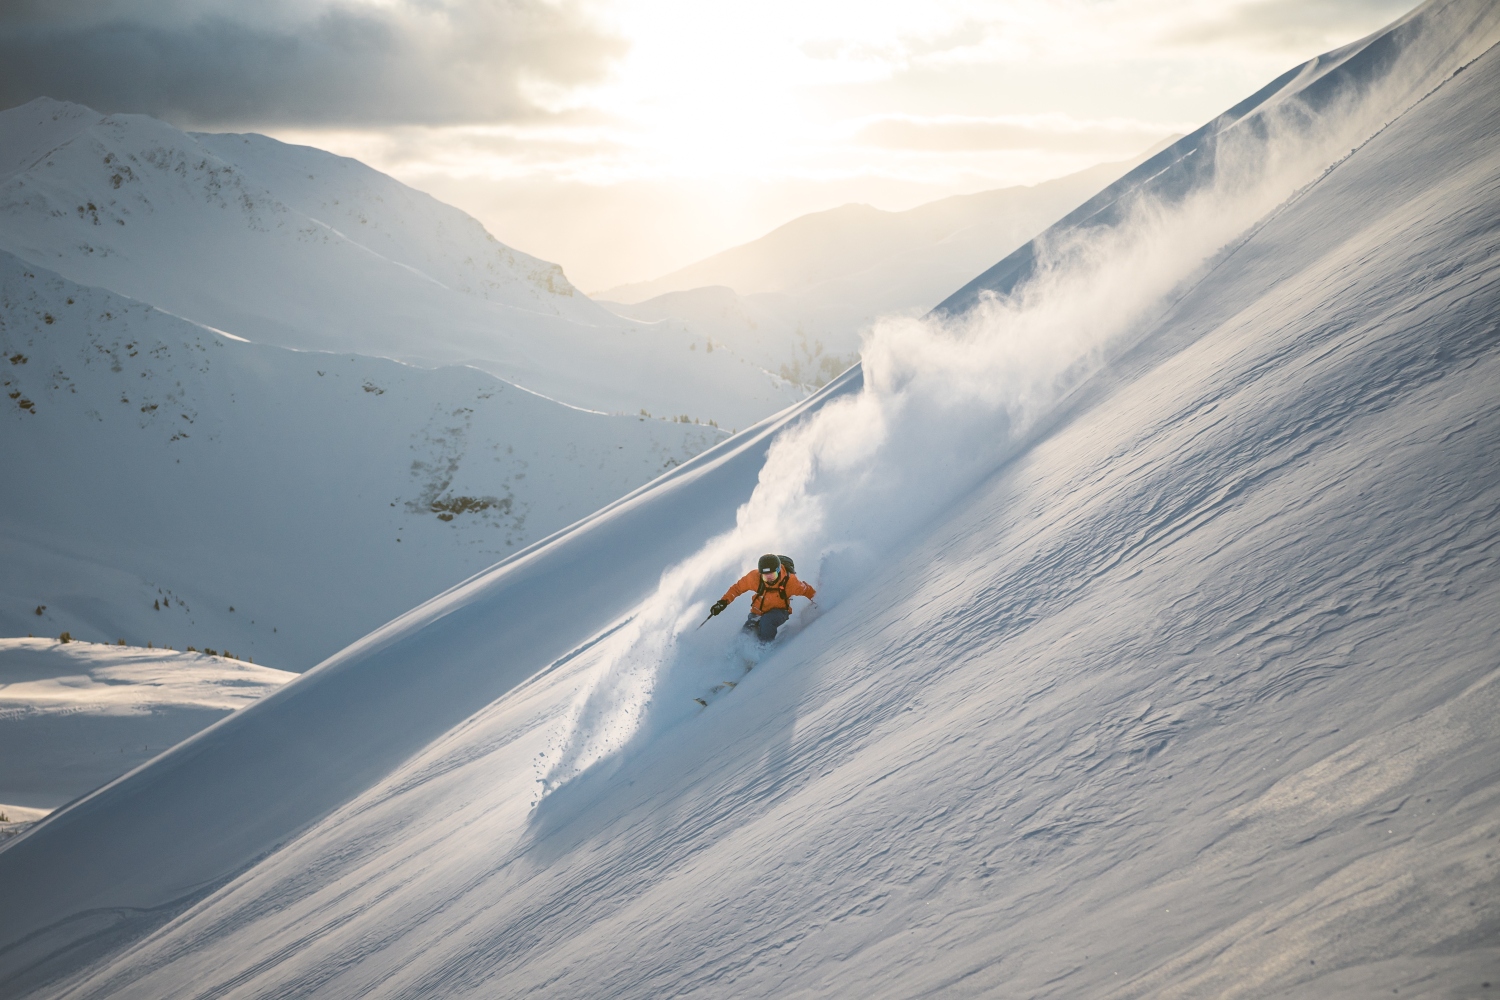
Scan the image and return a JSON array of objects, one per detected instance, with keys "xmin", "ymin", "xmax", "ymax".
[
  {"xmin": 1167, "ymin": 0, "xmax": 1419, "ymax": 51},
  {"xmin": 0, "ymin": 0, "xmax": 624, "ymax": 127}
]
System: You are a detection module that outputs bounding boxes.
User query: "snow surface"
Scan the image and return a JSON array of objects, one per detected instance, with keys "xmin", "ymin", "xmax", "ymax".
[
  {"xmin": 3, "ymin": 1, "xmax": 1499, "ymax": 996},
  {"xmin": 936, "ymin": 0, "xmax": 1499, "ymax": 317},
  {"xmin": 0, "ymin": 805, "xmax": 52, "ymax": 845},
  {"xmin": 0, "ymin": 638, "xmax": 292, "ymax": 811},
  {"xmin": 0, "ymin": 101, "xmax": 801, "ymax": 427},
  {"xmin": 0, "ymin": 253, "xmax": 726, "ymax": 668}
]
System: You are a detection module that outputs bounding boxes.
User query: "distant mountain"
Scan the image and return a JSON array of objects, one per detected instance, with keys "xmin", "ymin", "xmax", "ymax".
[
  {"xmin": 0, "ymin": 251, "xmax": 724, "ymax": 669},
  {"xmin": 598, "ymin": 147, "xmax": 1171, "ymax": 383},
  {"xmin": 0, "ymin": 100, "xmax": 801, "ymax": 428},
  {"xmin": 599, "ymin": 153, "xmax": 1162, "ymax": 305},
  {"xmin": 3, "ymin": 1, "xmax": 1498, "ymax": 995}
]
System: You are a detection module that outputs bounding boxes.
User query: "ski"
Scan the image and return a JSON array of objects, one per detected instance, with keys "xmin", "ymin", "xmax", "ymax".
[{"xmin": 694, "ymin": 662, "xmax": 754, "ymax": 707}]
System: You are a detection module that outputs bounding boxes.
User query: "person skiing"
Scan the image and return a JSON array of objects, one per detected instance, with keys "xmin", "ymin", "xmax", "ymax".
[{"xmin": 709, "ymin": 553, "xmax": 816, "ymax": 642}]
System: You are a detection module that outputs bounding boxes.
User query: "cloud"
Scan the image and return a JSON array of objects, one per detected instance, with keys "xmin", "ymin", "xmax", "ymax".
[
  {"xmin": 851, "ymin": 114, "xmax": 1181, "ymax": 155},
  {"xmin": 0, "ymin": 0, "xmax": 624, "ymax": 127},
  {"xmin": 1165, "ymin": 0, "xmax": 1419, "ymax": 52}
]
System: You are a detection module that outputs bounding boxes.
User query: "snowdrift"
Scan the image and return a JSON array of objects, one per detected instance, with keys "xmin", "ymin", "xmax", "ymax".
[
  {"xmin": 4, "ymin": 1, "xmax": 1499, "ymax": 995},
  {"xmin": 0, "ymin": 101, "xmax": 801, "ymax": 427},
  {"xmin": 0, "ymin": 638, "xmax": 292, "ymax": 811}
]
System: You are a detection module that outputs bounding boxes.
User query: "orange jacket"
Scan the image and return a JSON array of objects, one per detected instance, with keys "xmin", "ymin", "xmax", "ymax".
[{"xmin": 721, "ymin": 567, "xmax": 815, "ymax": 615}]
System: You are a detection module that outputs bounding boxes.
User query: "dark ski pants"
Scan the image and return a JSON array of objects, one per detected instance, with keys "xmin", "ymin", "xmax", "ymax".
[{"xmin": 743, "ymin": 608, "xmax": 791, "ymax": 642}]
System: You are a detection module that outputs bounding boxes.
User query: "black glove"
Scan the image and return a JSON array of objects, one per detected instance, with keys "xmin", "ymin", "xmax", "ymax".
[{"xmin": 710, "ymin": 600, "xmax": 728, "ymax": 616}]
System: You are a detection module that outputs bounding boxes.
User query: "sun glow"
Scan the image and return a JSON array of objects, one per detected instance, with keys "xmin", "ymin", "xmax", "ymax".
[{"xmin": 267, "ymin": 0, "xmax": 1419, "ymax": 289}]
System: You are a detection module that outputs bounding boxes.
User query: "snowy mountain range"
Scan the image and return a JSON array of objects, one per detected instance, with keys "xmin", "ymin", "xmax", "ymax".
[
  {"xmin": 2, "ymin": 0, "xmax": 1498, "ymax": 996},
  {"xmin": 0, "ymin": 99, "xmax": 801, "ymax": 427},
  {"xmin": 0, "ymin": 99, "xmax": 808, "ymax": 670},
  {"xmin": 597, "ymin": 150, "xmax": 1167, "ymax": 384}
]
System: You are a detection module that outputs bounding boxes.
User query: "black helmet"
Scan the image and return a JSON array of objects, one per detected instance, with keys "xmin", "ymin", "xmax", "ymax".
[{"xmin": 757, "ymin": 553, "xmax": 781, "ymax": 574}]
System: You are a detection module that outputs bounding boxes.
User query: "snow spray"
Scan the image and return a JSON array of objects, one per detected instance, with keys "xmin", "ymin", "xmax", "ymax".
[{"xmin": 540, "ymin": 63, "xmax": 1439, "ymax": 792}]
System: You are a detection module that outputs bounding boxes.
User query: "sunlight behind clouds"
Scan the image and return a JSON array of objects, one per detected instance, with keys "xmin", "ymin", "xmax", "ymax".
[
  {"xmin": 1, "ymin": 0, "xmax": 1419, "ymax": 289},
  {"xmin": 370, "ymin": 0, "xmax": 1415, "ymax": 287}
]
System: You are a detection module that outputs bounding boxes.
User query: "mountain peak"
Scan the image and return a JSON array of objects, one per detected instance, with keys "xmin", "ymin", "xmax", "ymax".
[
  {"xmin": 0, "ymin": 100, "xmax": 803, "ymax": 425},
  {"xmin": 0, "ymin": 97, "xmax": 103, "ymax": 184}
]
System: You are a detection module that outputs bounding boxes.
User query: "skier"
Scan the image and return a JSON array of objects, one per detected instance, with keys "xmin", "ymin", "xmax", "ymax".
[{"xmin": 708, "ymin": 553, "xmax": 816, "ymax": 642}]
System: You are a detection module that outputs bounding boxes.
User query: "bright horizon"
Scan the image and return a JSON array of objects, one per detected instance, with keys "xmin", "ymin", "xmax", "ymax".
[{"xmin": 1, "ymin": 0, "xmax": 1420, "ymax": 290}]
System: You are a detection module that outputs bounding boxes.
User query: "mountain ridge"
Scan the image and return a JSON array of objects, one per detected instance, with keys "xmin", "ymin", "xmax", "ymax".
[
  {"xmin": 0, "ymin": 98, "xmax": 802, "ymax": 427},
  {"xmin": 2, "ymin": 1, "xmax": 1497, "ymax": 994},
  {"xmin": 595, "ymin": 153, "xmax": 1161, "ymax": 304},
  {"xmin": 0, "ymin": 248, "xmax": 726, "ymax": 670},
  {"xmin": 596, "ymin": 144, "xmax": 1173, "ymax": 386}
]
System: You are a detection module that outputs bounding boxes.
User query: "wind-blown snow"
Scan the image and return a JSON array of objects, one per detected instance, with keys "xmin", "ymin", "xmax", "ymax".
[
  {"xmin": 541, "ymin": 0, "xmax": 1499, "ymax": 787},
  {"xmin": 598, "ymin": 151, "xmax": 1165, "ymax": 387},
  {"xmin": 2, "ymin": 1, "xmax": 1498, "ymax": 996}
]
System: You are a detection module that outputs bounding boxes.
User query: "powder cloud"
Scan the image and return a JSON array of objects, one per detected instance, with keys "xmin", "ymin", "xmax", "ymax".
[{"xmin": 539, "ymin": 52, "xmax": 1411, "ymax": 790}]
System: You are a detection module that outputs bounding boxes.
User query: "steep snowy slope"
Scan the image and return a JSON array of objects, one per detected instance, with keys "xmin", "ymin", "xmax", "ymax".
[
  {"xmin": 188, "ymin": 130, "xmax": 603, "ymax": 321},
  {"xmin": 600, "ymin": 153, "xmax": 1161, "ymax": 382},
  {"xmin": 0, "ymin": 101, "xmax": 800, "ymax": 427},
  {"xmin": 3, "ymin": 1, "xmax": 1498, "ymax": 995},
  {"xmin": 0, "ymin": 366, "xmax": 846, "ymax": 994},
  {"xmin": 936, "ymin": 0, "xmax": 1497, "ymax": 316},
  {"xmin": 0, "ymin": 638, "xmax": 293, "ymax": 811},
  {"xmin": 0, "ymin": 252, "xmax": 723, "ymax": 669},
  {"xmin": 0, "ymin": 100, "xmax": 94, "ymax": 183}
]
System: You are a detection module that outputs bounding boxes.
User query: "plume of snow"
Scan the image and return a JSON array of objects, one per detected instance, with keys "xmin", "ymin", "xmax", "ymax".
[{"xmin": 540, "ymin": 72, "xmax": 1411, "ymax": 791}]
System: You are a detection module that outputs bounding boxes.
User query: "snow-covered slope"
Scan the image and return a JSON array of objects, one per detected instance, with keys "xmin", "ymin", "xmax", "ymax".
[
  {"xmin": 0, "ymin": 252, "xmax": 723, "ymax": 669},
  {"xmin": 597, "ymin": 152, "xmax": 1162, "ymax": 382},
  {"xmin": 0, "ymin": 638, "xmax": 292, "ymax": 811},
  {"xmin": 0, "ymin": 805, "xmax": 51, "ymax": 843},
  {"xmin": 186, "ymin": 131, "xmax": 597, "ymax": 321},
  {"xmin": 936, "ymin": 0, "xmax": 1497, "ymax": 316},
  {"xmin": 3, "ymin": 1, "xmax": 1498, "ymax": 995},
  {"xmin": 0, "ymin": 101, "xmax": 800, "ymax": 427}
]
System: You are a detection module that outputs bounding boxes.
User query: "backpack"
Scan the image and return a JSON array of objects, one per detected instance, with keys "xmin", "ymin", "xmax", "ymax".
[{"xmin": 755, "ymin": 555, "xmax": 796, "ymax": 604}]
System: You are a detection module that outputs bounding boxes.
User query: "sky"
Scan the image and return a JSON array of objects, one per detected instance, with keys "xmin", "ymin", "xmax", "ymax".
[{"xmin": 0, "ymin": 0, "xmax": 1420, "ymax": 291}]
